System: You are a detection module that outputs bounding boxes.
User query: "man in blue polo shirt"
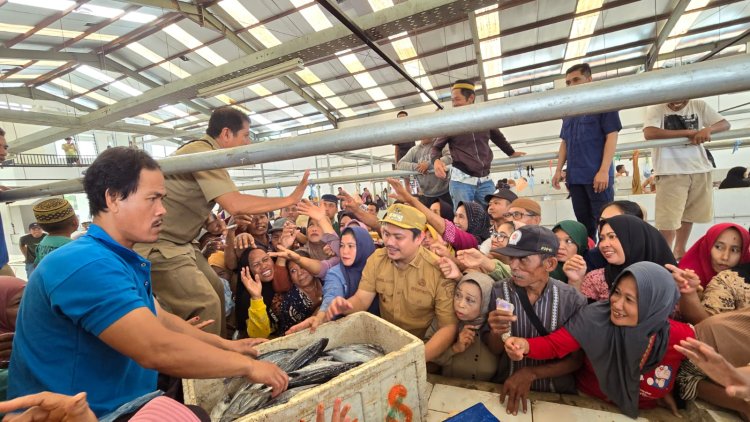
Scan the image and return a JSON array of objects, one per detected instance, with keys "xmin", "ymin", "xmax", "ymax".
[
  {"xmin": 9, "ymin": 147, "xmax": 288, "ymax": 418},
  {"xmin": 552, "ymin": 63, "xmax": 622, "ymax": 238}
]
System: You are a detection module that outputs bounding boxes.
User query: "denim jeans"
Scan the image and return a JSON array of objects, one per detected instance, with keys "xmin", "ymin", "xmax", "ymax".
[
  {"xmin": 24, "ymin": 263, "xmax": 35, "ymax": 279},
  {"xmin": 449, "ymin": 179, "xmax": 496, "ymax": 209}
]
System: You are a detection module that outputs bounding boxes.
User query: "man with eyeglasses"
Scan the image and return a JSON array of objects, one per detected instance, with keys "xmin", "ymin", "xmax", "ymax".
[
  {"xmin": 479, "ymin": 189, "xmax": 518, "ymax": 254},
  {"xmin": 505, "ymin": 198, "xmax": 542, "ymax": 226},
  {"xmin": 483, "ymin": 225, "xmax": 587, "ymax": 416}
]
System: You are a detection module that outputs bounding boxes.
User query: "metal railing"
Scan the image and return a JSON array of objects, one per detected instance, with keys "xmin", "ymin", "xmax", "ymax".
[
  {"xmin": 1, "ymin": 153, "xmax": 98, "ymax": 168},
  {"xmin": 1, "ymin": 54, "xmax": 750, "ymax": 201}
]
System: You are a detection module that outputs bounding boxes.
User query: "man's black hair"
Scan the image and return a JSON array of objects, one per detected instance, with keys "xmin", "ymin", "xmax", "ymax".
[
  {"xmin": 616, "ymin": 164, "xmax": 625, "ymax": 172},
  {"xmin": 206, "ymin": 107, "xmax": 250, "ymax": 139},
  {"xmin": 409, "ymin": 228, "xmax": 422, "ymax": 239},
  {"xmin": 396, "ymin": 110, "xmax": 408, "ymax": 117},
  {"xmin": 452, "ymin": 79, "xmax": 475, "ymax": 101},
  {"xmin": 39, "ymin": 216, "xmax": 77, "ymax": 234},
  {"xmin": 601, "ymin": 200, "xmax": 644, "ymax": 220},
  {"xmin": 565, "ymin": 63, "xmax": 592, "ymax": 78},
  {"xmin": 0, "ymin": 127, "xmax": 5, "ymax": 137},
  {"xmin": 83, "ymin": 147, "xmax": 161, "ymax": 217}
]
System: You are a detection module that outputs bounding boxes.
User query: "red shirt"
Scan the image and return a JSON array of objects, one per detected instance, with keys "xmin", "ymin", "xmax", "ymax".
[{"xmin": 526, "ymin": 320, "xmax": 694, "ymax": 408}]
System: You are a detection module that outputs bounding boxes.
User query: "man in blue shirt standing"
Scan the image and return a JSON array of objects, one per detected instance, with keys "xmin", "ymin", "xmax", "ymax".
[
  {"xmin": 552, "ymin": 63, "xmax": 622, "ymax": 238},
  {"xmin": 9, "ymin": 147, "xmax": 288, "ymax": 418}
]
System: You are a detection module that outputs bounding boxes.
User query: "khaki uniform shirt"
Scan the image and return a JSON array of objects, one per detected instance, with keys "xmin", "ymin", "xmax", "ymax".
[
  {"xmin": 136, "ymin": 135, "xmax": 236, "ymax": 257},
  {"xmin": 359, "ymin": 247, "xmax": 457, "ymax": 339}
]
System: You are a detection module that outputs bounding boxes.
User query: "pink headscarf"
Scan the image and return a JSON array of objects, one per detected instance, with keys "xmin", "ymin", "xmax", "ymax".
[
  {"xmin": 679, "ymin": 223, "xmax": 750, "ymax": 288},
  {"xmin": 0, "ymin": 276, "xmax": 26, "ymax": 333}
]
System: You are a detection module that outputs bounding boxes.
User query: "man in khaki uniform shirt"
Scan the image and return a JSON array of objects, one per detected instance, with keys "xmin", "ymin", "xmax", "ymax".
[
  {"xmin": 135, "ymin": 107, "xmax": 308, "ymax": 336},
  {"xmin": 326, "ymin": 203, "xmax": 458, "ymax": 362}
]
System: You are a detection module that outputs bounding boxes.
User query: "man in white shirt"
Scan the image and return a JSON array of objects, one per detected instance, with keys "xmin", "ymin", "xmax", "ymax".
[{"xmin": 643, "ymin": 99, "xmax": 730, "ymax": 259}]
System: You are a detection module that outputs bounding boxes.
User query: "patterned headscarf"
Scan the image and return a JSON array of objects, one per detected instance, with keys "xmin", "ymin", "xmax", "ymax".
[{"xmin": 458, "ymin": 201, "xmax": 490, "ymax": 243}]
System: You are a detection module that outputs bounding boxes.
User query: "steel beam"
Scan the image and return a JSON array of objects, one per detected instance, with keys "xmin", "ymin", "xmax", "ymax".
[
  {"xmin": 0, "ymin": 110, "xmax": 192, "ymax": 138},
  {"xmin": 646, "ymin": 0, "xmax": 690, "ymax": 71},
  {"xmin": 3, "ymin": 55, "xmax": 750, "ymax": 201},
  {"xmin": 0, "ymin": 87, "xmax": 95, "ymax": 112},
  {"xmin": 10, "ymin": 0, "xmax": 499, "ymax": 152}
]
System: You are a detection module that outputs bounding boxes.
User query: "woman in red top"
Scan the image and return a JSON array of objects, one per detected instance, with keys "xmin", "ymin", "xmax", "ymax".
[{"xmin": 505, "ymin": 261, "xmax": 694, "ymax": 418}]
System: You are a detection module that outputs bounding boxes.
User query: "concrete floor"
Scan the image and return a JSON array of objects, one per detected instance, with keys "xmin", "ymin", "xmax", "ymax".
[{"xmin": 426, "ymin": 375, "xmax": 743, "ymax": 422}]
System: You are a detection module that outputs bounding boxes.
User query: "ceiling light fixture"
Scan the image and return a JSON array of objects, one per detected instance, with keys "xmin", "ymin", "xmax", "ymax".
[{"xmin": 197, "ymin": 58, "xmax": 304, "ymax": 98}]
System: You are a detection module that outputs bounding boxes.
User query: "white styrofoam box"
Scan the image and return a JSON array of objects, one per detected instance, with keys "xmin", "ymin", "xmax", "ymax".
[
  {"xmin": 532, "ymin": 401, "xmax": 648, "ymax": 422},
  {"xmin": 184, "ymin": 312, "xmax": 428, "ymax": 421}
]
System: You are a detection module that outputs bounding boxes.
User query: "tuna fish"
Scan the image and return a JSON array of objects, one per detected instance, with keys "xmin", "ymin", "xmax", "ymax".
[
  {"xmin": 219, "ymin": 384, "xmax": 272, "ymax": 422},
  {"xmin": 324, "ymin": 343, "xmax": 386, "ymax": 364},
  {"xmin": 210, "ymin": 377, "xmax": 250, "ymax": 421},
  {"xmin": 257, "ymin": 348, "xmax": 296, "ymax": 365},
  {"xmin": 278, "ymin": 338, "xmax": 329, "ymax": 372},
  {"xmin": 258, "ymin": 384, "xmax": 320, "ymax": 410},
  {"xmin": 287, "ymin": 361, "xmax": 360, "ymax": 388}
]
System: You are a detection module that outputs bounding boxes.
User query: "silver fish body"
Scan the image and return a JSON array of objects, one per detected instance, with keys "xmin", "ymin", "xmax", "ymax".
[
  {"xmin": 278, "ymin": 338, "xmax": 329, "ymax": 372},
  {"xmin": 219, "ymin": 384, "xmax": 272, "ymax": 422},
  {"xmin": 258, "ymin": 384, "xmax": 320, "ymax": 410},
  {"xmin": 324, "ymin": 344, "xmax": 385, "ymax": 364},
  {"xmin": 288, "ymin": 361, "xmax": 360, "ymax": 388},
  {"xmin": 257, "ymin": 348, "xmax": 296, "ymax": 365},
  {"xmin": 210, "ymin": 377, "xmax": 251, "ymax": 421}
]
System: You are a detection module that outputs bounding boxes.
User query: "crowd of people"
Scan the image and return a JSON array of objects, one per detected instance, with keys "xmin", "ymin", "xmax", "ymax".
[{"xmin": 0, "ymin": 63, "xmax": 748, "ymax": 421}]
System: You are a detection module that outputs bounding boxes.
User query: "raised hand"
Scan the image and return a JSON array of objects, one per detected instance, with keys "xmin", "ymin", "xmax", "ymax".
[
  {"xmin": 457, "ymin": 248, "xmax": 490, "ymax": 271},
  {"xmin": 386, "ymin": 178, "xmax": 413, "ymax": 203},
  {"xmin": 234, "ymin": 232, "xmax": 255, "ymax": 251},
  {"xmin": 562, "ymin": 254, "xmax": 587, "ymax": 286},
  {"xmin": 437, "ymin": 256, "xmax": 461, "ymax": 280},
  {"xmin": 241, "ymin": 267, "xmax": 263, "ymax": 299},
  {"xmin": 297, "ymin": 198, "xmax": 327, "ymax": 221},
  {"xmin": 290, "ymin": 170, "xmax": 311, "ymax": 203}
]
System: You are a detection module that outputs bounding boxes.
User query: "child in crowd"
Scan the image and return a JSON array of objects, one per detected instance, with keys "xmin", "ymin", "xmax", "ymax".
[{"xmin": 31, "ymin": 198, "xmax": 78, "ymax": 267}]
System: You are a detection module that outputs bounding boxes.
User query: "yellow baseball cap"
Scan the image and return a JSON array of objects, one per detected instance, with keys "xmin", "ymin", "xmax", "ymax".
[{"xmin": 380, "ymin": 203, "xmax": 426, "ymax": 231}]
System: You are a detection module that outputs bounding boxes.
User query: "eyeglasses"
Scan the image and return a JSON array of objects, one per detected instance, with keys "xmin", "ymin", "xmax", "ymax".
[
  {"xmin": 502, "ymin": 211, "xmax": 537, "ymax": 220},
  {"xmin": 492, "ymin": 232, "xmax": 510, "ymax": 240}
]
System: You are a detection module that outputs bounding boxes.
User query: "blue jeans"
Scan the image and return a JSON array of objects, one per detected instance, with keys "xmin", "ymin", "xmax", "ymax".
[
  {"xmin": 569, "ymin": 183, "xmax": 614, "ymax": 239},
  {"xmin": 449, "ymin": 179, "xmax": 496, "ymax": 209},
  {"xmin": 24, "ymin": 263, "xmax": 35, "ymax": 279}
]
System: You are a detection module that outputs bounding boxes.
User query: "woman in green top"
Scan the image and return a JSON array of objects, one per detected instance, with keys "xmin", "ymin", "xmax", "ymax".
[{"xmin": 550, "ymin": 220, "xmax": 588, "ymax": 283}]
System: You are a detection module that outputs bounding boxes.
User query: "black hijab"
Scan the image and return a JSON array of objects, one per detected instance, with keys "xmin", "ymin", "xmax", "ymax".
[
  {"xmin": 566, "ymin": 262, "xmax": 680, "ymax": 419},
  {"xmin": 719, "ymin": 166, "xmax": 750, "ymax": 189},
  {"xmin": 458, "ymin": 201, "xmax": 490, "ymax": 243},
  {"xmin": 601, "ymin": 215, "xmax": 676, "ymax": 288}
]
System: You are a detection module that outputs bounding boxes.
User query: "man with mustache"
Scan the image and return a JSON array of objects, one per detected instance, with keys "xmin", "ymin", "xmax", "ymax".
[
  {"xmin": 9, "ymin": 147, "xmax": 288, "ymax": 418},
  {"xmin": 325, "ymin": 203, "xmax": 458, "ymax": 362},
  {"xmin": 135, "ymin": 107, "xmax": 308, "ymax": 337},
  {"xmin": 484, "ymin": 225, "xmax": 586, "ymax": 416}
]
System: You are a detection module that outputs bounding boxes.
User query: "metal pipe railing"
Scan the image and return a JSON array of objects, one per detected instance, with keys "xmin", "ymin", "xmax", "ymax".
[
  {"xmin": 231, "ymin": 130, "xmax": 750, "ymax": 191},
  {"xmin": 2, "ymin": 54, "xmax": 750, "ymax": 202}
]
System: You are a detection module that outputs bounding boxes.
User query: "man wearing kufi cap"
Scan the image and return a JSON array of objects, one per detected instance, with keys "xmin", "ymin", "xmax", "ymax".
[
  {"xmin": 431, "ymin": 80, "xmax": 526, "ymax": 210},
  {"xmin": 506, "ymin": 198, "xmax": 543, "ymax": 226},
  {"xmin": 32, "ymin": 197, "xmax": 78, "ymax": 266},
  {"xmin": 324, "ymin": 203, "xmax": 458, "ymax": 362}
]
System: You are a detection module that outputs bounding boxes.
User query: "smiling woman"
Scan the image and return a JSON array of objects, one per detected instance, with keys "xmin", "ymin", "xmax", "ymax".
[
  {"xmin": 505, "ymin": 262, "xmax": 694, "ymax": 419},
  {"xmin": 575, "ymin": 215, "xmax": 676, "ymax": 302}
]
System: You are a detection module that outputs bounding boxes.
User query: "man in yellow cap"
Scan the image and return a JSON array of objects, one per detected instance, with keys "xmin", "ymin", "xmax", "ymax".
[
  {"xmin": 431, "ymin": 79, "xmax": 526, "ymax": 210},
  {"xmin": 325, "ymin": 203, "xmax": 458, "ymax": 362}
]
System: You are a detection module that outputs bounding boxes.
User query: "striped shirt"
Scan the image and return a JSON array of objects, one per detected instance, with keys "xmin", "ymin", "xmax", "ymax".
[{"xmin": 492, "ymin": 277, "xmax": 587, "ymax": 393}]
